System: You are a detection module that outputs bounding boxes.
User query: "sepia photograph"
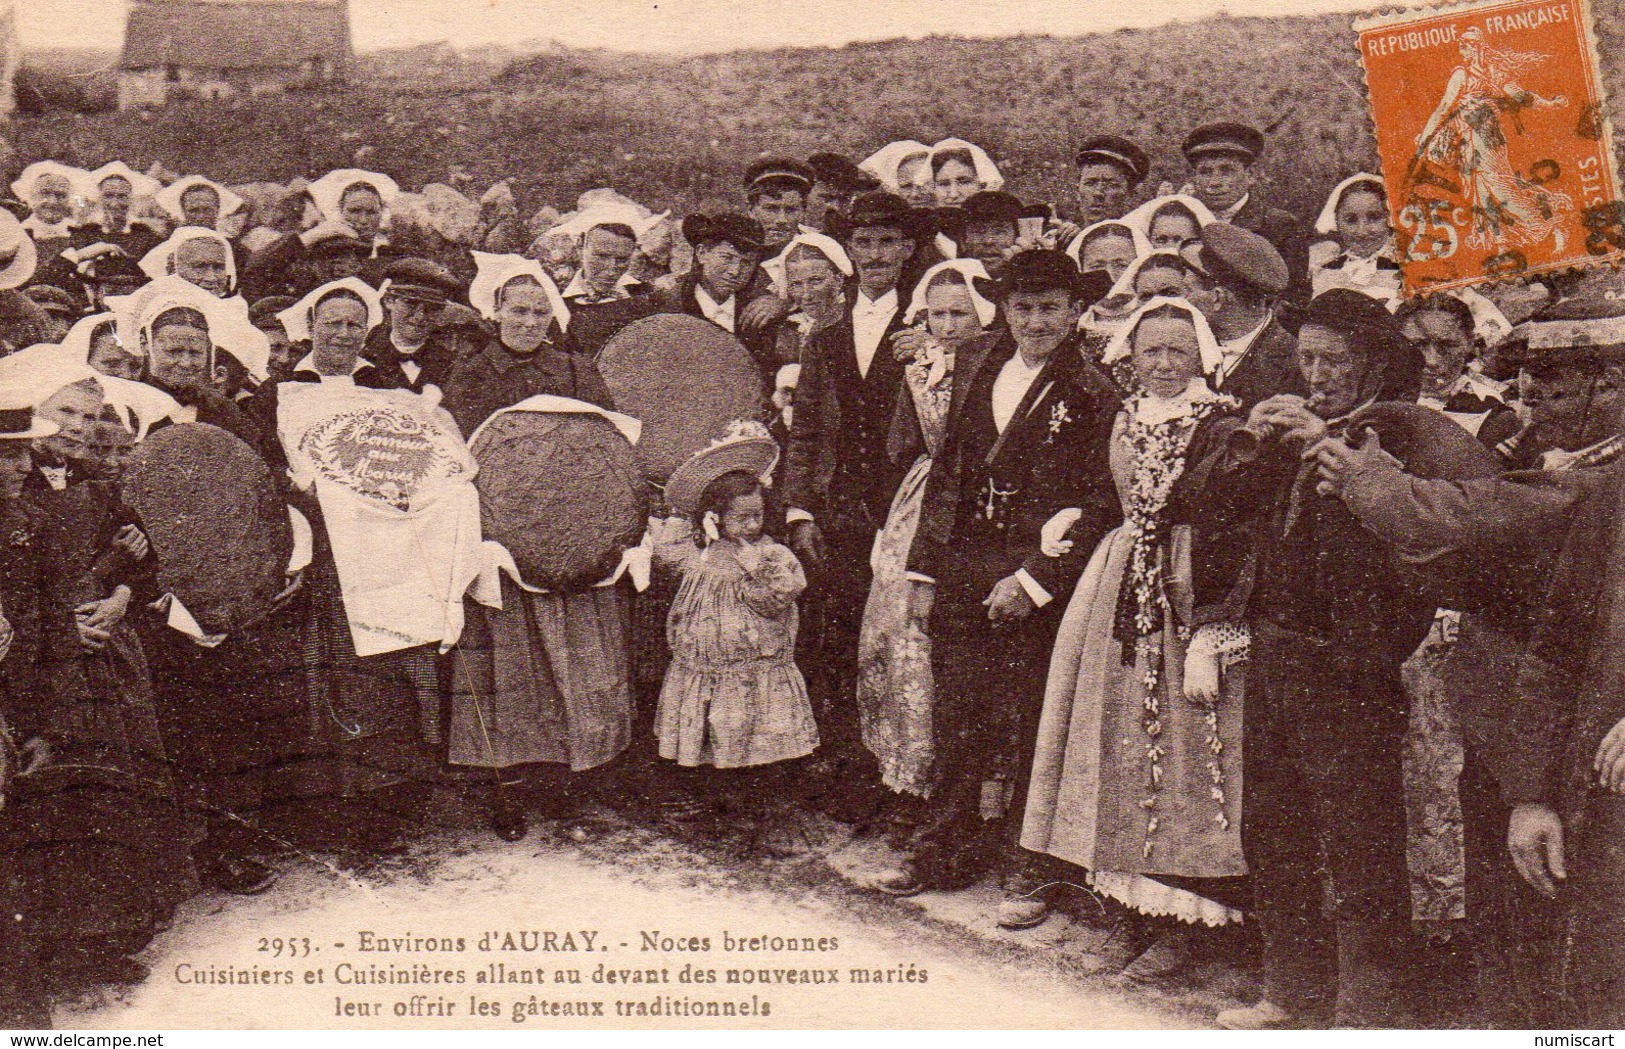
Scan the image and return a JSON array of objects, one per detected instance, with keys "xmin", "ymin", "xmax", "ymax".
[{"xmin": 0, "ymin": 0, "xmax": 1619, "ymax": 1032}]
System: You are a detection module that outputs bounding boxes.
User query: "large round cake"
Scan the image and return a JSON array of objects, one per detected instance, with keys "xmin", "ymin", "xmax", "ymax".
[
  {"xmin": 597, "ymin": 313, "xmax": 765, "ymax": 482},
  {"xmin": 121, "ymin": 422, "xmax": 294, "ymax": 635},
  {"xmin": 471, "ymin": 410, "xmax": 647, "ymax": 592}
]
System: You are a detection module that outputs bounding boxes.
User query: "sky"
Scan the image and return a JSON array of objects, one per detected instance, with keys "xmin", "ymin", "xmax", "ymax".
[{"xmin": 13, "ymin": 0, "xmax": 1425, "ymax": 54}]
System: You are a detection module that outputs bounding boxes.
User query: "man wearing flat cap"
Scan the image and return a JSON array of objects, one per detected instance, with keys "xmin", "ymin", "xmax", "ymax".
[
  {"xmin": 1185, "ymin": 221, "xmax": 1306, "ymax": 410},
  {"xmin": 1313, "ymin": 285, "xmax": 1625, "ymax": 1027},
  {"xmin": 744, "ymin": 157, "xmax": 816, "ymax": 255},
  {"xmin": 785, "ymin": 190, "xmax": 930, "ymax": 810},
  {"xmin": 877, "ymin": 250, "xmax": 1118, "ymax": 927},
  {"xmin": 1073, "ymin": 134, "xmax": 1149, "ymax": 228},
  {"xmin": 736, "ymin": 158, "xmax": 819, "ymax": 340},
  {"xmin": 952, "ymin": 190, "xmax": 1032, "ymax": 281},
  {"xmin": 805, "ymin": 152, "xmax": 881, "ymax": 233},
  {"xmin": 364, "ymin": 257, "xmax": 472, "ymax": 395},
  {"xmin": 1183, "ymin": 121, "xmax": 1310, "ymax": 301}
]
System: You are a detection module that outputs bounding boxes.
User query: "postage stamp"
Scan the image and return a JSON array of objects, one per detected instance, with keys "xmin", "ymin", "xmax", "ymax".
[{"xmin": 1355, "ymin": 0, "xmax": 1625, "ymax": 292}]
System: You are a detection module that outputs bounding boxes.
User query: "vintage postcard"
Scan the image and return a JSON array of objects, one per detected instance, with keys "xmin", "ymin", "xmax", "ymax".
[{"xmin": 0, "ymin": 0, "xmax": 1621, "ymax": 1037}]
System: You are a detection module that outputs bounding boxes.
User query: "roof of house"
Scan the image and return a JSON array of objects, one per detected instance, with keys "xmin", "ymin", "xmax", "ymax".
[{"xmin": 121, "ymin": 0, "xmax": 352, "ymax": 71}]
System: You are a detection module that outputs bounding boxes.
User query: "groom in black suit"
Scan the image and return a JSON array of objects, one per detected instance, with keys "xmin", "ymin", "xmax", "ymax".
[
  {"xmin": 881, "ymin": 250, "xmax": 1120, "ymax": 920},
  {"xmin": 783, "ymin": 191, "xmax": 930, "ymax": 811}
]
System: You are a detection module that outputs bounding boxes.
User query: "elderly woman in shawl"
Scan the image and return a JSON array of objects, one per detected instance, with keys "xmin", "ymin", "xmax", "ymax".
[
  {"xmin": 58, "ymin": 164, "xmax": 164, "ymax": 299},
  {"xmin": 106, "ymin": 282, "xmax": 314, "ymax": 899},
  {"xmin": 13, "ymin": 162, "xmax": 89, "ymax": 295},
  {"xmin": 1022, "ymin": 297, "xmax": 1250, "ymax": 981},
  {"xmin": 0, "ymin": 347, "xmax": 200, "ymax": 984},
  {"xmin": 154, "ymin": 176, "xmax": 247, "ymax": 236},
  {"xmin": 442, "ymin": 251, "xmax": 633, "ymax": 842},
  {"xmin": 108, "ymin": 276, "xmax": 267, "ymax": 444},
  {"xmin": 13, "ymin": 162, "xmax": 85, "ymax": 249},
  {"xmin": 855, "ymin": 259, "xmax": 995, "ymax": 799},
  {"xmin": 140, "ymin": 226, "xmax": 238, "ymax": 300}
]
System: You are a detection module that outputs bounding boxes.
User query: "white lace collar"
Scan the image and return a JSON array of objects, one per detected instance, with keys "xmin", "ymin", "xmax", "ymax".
[{"xmin": 1130, "ymin": 379, "xmax": 1225, "ymax": 426}]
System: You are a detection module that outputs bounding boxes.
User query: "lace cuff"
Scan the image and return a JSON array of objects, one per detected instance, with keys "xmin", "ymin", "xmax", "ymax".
[{"xmin": 1188, "ymin": 621, "xmax": 1250, "ymax": 670}]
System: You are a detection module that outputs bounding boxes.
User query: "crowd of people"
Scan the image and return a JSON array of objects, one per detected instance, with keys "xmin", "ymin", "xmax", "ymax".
[{"xmin": 0, "ymin": 119, "xmax": 1619, "ymax": 1032}]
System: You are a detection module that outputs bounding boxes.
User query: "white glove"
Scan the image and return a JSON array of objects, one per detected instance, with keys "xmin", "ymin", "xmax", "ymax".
[
  {"xmin": 1183, "ymin": 634, "xmax": 1221, "ymax": 705},
  {"xmin": 1040, "ymin": 507, "xmax": 1084, "ymax": 558}
]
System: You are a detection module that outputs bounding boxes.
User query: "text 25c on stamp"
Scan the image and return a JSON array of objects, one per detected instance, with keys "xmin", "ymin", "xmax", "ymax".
[{"xmin": 1356, "ymin": 0, "xmax": 1623, "ymax": 291}]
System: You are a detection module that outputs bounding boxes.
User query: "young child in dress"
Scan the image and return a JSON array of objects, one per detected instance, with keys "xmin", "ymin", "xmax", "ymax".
[{"xmin": 652, "ymin": 422, "xmax": 819, "ymax": 851}]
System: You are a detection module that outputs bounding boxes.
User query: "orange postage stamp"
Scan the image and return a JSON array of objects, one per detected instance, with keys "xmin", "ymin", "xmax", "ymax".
[{"xmin": 1355, "ymin": 0, "xmax": 1623, "ymax": 293}]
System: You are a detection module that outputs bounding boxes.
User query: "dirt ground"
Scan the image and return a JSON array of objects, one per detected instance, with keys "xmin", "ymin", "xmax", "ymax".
[{"xmin": 53, "ymin": 787, "xmax": 1247, "ymax": 1030}]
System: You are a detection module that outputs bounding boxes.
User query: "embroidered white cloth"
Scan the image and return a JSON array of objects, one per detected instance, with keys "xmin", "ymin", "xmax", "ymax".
[{"xmin": 276, "ymin": 381, "xmax": 485, "ymax": 656}]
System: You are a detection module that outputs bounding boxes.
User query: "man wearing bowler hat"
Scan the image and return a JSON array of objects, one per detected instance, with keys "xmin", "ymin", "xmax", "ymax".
[
  {"xmin": 952, "ymin": 190, "xmax": 1034, "ymax": 281},
  {"xmin": 784, "ymin": 190, "xmax": 930, "ymax": 812},
  {"xmin": 1185, "ymin": 221, "xmax": 1307, "ymax": 410},
  {"xmin": 874, "ymin": 250, "xmax": 1118, "ymax": 927},
  {"xmin": 364, "ymin": 257, "xmax": 471, "ymax": 395},
  {"xmin": 805, "ymin": 152, "xmax": 881, "ymax": 233},
  {"xmin": 1183, "ymin": 121, "xmax": 1310, "ymax": 301}
]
